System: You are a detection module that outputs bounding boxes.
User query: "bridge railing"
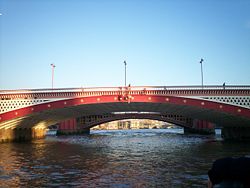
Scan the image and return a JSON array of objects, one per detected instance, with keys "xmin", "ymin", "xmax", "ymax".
[{"xmin": 1, "ymin": 85, "xmax": 250, "ymax": 95}]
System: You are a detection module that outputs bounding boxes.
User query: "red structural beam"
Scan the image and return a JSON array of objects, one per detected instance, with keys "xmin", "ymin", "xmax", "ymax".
[{"xmin": 0, "ymin": 95, "xmax": 250, "ymax": 123}]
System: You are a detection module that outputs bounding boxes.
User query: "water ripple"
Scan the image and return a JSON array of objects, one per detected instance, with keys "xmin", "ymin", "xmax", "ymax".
[{"xmin": 1, "ymin": 129, "xmax": 250, "ymax": 187}]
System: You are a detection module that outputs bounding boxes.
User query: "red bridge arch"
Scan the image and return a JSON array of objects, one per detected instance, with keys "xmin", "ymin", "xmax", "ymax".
[{"xmin": 1, "ymin": 94, "xmax": 250, "ymax": 130}]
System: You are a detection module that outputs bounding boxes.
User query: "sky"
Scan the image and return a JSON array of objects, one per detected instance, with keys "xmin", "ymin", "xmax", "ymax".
[{"xmin": 0, "ymin": 0, "xmax": 250, "ymax": 89}]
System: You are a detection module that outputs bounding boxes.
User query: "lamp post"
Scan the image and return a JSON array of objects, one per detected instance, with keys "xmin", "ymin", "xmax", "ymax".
[
  {"xmin": 124, "ymin": 60, "xmax": 127, "ymax": 87},
  {"xmin": 199, "ymin": 58, "xmax": 204, "ymax": 89},
  {"xmin": 50, "ymin": 63, "xmax": 56, "ymax": 90}
]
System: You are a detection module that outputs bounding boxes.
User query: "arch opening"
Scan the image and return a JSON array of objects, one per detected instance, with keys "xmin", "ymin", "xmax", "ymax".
[{"xmin": 90, "ymin": 119, "xmax": 183, "ymax": 131}]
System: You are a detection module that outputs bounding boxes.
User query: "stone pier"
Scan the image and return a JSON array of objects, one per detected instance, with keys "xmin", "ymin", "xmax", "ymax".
[
  {"xmin": 222, "ymin": 126, "xmax": 250, "ymax": 141},
  {"xmin": 0, "ymin": 128, "xmax": 46, "ymax": 143},
  {"xmin": 184, "ymin": 119, "xmax": 215, "ymax": 135}
]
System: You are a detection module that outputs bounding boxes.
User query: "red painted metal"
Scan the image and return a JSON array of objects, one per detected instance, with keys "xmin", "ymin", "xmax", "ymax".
[
  {"xmin": 193, "ymin": 119, "xmax": 215, "ymax": 129},
  {"xmin": 0, "ymin": 94, "xmax": 250, "ymax": 123},
  {"xmin": 59, "ymin": 119, "xmax": 76, "ymax": 130}
]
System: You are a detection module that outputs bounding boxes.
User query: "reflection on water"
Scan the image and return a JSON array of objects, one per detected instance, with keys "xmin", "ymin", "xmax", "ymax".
[{"xmin": 0, "ymin": 129, "xmax": 250, "ymax": 187}]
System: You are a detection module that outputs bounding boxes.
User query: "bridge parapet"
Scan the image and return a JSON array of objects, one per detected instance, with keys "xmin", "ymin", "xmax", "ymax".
[{"xmin": 1, "ymin": 85, "xmax": 250, "ymax": 94}]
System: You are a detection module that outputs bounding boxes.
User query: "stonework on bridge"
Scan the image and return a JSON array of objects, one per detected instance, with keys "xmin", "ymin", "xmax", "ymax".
[
  {"xmin": 0, "ymin": 128, "xmax": 46, "ymax": 143},
  {"xmin": 222, "ymin": 126, "xmax": 250, "ymax": 141},
  {"xmin": 0, "ymin": 85, "xmax": 250, "ymax": 142}
]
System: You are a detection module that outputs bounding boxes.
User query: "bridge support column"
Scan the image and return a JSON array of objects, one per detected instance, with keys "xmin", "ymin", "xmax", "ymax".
[
  {"xmin": 184, "ymin": 119, "xmax": 215, "ymax": 135},
  {"xmin": 0, "ymin": 128, "xmax": 46, "ymax": 143},
  {"xmin": 222, "ymin": 127, "xmax": 250, "ymax": 141},
  {"xmin": 57, "ymin": 119, "xmax": 90, "ymax": 135}
]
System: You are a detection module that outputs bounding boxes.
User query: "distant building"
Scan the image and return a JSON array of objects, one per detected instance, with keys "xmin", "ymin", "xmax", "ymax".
[{"xmin": 91, "ymin": 119, "xmax": 176, "ymax": 130}]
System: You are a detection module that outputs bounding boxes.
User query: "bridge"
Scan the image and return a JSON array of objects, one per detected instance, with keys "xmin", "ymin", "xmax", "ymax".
[{"xmin": 0, "ymin": 85, "xmax": 250, "ymax": 142}]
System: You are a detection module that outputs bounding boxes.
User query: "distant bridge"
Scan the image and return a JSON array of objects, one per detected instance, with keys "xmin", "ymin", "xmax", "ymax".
[{"xmin": 0, "ymin": 85, "xmax": 250, "ymax": 142}]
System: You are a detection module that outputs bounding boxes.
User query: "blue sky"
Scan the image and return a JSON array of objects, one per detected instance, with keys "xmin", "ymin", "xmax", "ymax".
[{"xmin": 0, "ymin": 0, "xmax": 250, "ymax": 89}]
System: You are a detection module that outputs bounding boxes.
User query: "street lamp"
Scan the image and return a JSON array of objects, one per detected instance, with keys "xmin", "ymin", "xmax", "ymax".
[
  {"xmin": 124, "ymin": 60, "xmax": 127, "ymax": 87},
  {"xmin": 50, "ymin": 63, "xmax": 56, "ymax": 90},
  {"xmin": 199, "ymin": 58, "xmax": 204, "ymax": 89}
]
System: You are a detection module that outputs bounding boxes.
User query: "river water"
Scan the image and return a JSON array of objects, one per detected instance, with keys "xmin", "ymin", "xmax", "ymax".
[{"xmin": 0, "ymin": 129, "xmax": 250, "ymax": 187}]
